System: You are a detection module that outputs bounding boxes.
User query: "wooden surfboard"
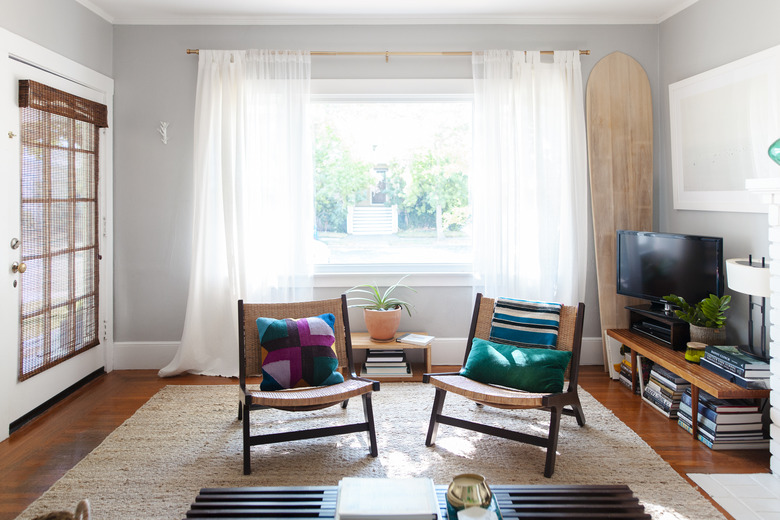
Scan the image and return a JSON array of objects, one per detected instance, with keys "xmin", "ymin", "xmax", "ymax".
[{"xmin": 586, "ymin": 52, "xmax": 653, "ymax": 370}]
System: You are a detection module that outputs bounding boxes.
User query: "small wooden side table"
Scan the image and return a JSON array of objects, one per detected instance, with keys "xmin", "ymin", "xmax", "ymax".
[{"xmin": 350, "ymin": 332, "xmax": 432, "ymax": 382}]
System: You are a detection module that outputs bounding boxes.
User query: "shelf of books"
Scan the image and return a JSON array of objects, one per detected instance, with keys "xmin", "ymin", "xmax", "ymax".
[
  {"xmin": 637, "ymin": 356, "xmax": 690, "ymax": 419},
  {"xmin": 677, "ymin": 387, "xmax": 768, "ymax": 450},
  {"xmin": 699, "ymin": 345, "xmax": 770, "ymax": 390},
  {"xmin": 611, "ymin": 332, "xmax": 770, "ymax": 451},
  {"xmin": 351, "ymin": 332, "xmax": 434, "ymax": 382}
]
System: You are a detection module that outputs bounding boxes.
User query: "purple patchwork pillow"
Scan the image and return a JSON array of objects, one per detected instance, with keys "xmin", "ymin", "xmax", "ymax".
[{"xmin": 257, "ymin": 313, "xmax": 344, "ymax": 390}]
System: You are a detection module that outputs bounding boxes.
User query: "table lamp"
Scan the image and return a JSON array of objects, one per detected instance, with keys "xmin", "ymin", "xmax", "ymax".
[{"xmin": 725, "ymin": 256, "xmax": 770, "ymax": 360}]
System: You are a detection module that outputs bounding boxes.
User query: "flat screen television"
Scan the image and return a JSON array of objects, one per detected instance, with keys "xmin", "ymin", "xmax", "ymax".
[{"xmin": 616, "ymin": 230, "xmax": 724, "ymax": 311}]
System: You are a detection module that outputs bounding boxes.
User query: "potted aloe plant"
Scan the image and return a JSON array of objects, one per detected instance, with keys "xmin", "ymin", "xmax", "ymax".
[
  {"xmin": 346, "ymin": 276, "xmax": 415, "ymax": 341},
  {"xmin": 662, "ymin": 293, "xmax": 731, "ymax": 345}
]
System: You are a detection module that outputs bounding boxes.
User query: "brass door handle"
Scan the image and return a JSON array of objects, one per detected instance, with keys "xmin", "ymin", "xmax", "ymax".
[{"xmin": 12, "ymin": 262, "xmax": 26, "ymax": 274}]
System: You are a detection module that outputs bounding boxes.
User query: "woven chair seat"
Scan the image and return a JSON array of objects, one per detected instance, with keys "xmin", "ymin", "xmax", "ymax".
[
  {"xmin": 428, "ymin": 374, "xmax": 548, "ymax": 408},
  {"xmin": 424, "ymin": 294, "xmax": 586, "ymax": 478},
  {"xmin": 246, "ymin": 378, "xmax": 374, "ymax": 409},
  {"xmin": 238, "ymin": 295, "xmax": 379, "ymax": 474}
]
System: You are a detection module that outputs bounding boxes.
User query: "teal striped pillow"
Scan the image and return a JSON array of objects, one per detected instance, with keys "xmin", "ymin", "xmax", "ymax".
[{"xmin": 489, "ymin": 297, "xmax": 562, "ymax": 349}]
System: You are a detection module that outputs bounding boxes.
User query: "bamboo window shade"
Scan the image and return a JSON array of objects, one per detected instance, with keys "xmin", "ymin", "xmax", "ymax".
[{"xmin": 17, "ymin": 80, "xmax": 107, "ymax": 381}]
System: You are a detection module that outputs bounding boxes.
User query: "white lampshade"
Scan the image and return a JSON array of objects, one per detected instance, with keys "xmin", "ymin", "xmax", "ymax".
[{"xmin": 726, "ymin": 258, "xmax": 770, "ymax": 298}]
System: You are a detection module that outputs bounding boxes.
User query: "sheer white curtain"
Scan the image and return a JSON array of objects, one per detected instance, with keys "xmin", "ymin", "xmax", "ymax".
[
  {"xmin": 471, "ymin": 50, "xmax": 588, "ymax": 305},
  {"xmin": 160, "ymin": 50, "xmax": 313, "ymax": 377}
]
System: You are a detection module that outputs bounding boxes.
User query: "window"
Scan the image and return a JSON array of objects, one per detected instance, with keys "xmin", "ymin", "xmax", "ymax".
[
  {"xmin": 312, "ymin": 81, "xmax": 473, "ymax": 273},
  {"xmin": 18, "ymin": 80, "xmax": 107, "ymax": 381}
]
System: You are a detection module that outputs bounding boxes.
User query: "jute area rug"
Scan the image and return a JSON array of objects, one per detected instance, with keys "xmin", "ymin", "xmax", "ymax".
[{"xmin": 18, "ymin": 383, "xmax": 724, "ymax": 519}]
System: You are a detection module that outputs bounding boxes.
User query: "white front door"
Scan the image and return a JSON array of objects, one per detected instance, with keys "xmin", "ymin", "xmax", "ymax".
[{"xmin": 0, "ymin": 29, "xmax": 113, "ymax": 441}]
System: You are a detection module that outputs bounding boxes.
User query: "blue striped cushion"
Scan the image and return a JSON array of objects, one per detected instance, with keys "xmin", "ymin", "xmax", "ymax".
[{"xmin": 489, "ymin": 297, "xmax": 562, "ymax": 349}]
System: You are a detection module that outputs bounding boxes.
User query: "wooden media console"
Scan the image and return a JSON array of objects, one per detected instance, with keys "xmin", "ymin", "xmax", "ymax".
[{"xmin": 606, "ymin": 329, "xmax": 769, "ymax": 438}]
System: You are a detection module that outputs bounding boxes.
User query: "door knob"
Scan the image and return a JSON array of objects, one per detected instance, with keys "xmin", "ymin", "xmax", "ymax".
[{"xmin": 12, "ymin": 262, "xmax": 26, "ymax": 274}]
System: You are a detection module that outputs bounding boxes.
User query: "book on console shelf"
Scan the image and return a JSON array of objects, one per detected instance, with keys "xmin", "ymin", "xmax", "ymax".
[
  {"xmin": 645, "ymin": 379, "xmax": 683, "ymax": 407},
  {"xmin": 704, "ymin": 345, "xmax": 770, "ymax": 369},
  {"xmin": 677, "ymin": 417, "xmax": 764, "ymax": 444},
  {"xmin": 677, "ymin": 404, "xmax": 763, "ymax": 434},
  {"xmin": 396, "ymin": 333, "xmax": 435, "ymax": 346},
  {"xmin": 648, "ymin": 375, "xmax": 686, "ymax": 399},
  {"xmin": 696, "ymin": 433, "xmax": 769, "ymax": 451},
  {"xmin": 699, "ymin": 358, "xmax": 770, "ymax": 390},
  {"xmin": 648, "ymin": 363, "xmax": 688, "ymax": 385},
  {"xmin": 618, "ymin": 359, "xmax": 634, "ymax": 390},
  {"xmin": 677, "ymin": 405, "xmax": 768, "ymax": 450},
  {"xmin": 642, "ymin": 387, "xmax": 678, "ymax": 418},
  {"xmin": 703, "ymin": 346, "xmax": 770, "ymax": 378},
  {"xmin": 679, "ymin": 388, "xmax": 763, "ymax": 423}
]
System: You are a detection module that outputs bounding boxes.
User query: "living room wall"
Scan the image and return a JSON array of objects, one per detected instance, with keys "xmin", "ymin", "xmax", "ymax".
[
  {"xmin": 110, "ymin": 23, "xmax": 660, "ymax": 367},
  {"xmin": 0, "ymin": 0, "xmax": 112, "ymax": 76},
  {"xmin": 6, "ymin": 0, "xmax": 780, "ymax": 369},
  {"xmin": 659, "ymin": 0, "xmax": 780, "ymax": 346}
]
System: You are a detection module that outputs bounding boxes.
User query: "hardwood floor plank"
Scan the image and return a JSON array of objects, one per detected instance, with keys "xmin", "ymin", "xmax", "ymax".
[{"xmin": 0, "ymin": 367, "xmax": 769, "ymax": 519}]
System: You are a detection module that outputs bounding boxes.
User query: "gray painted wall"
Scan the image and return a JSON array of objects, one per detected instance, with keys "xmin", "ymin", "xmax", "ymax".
[
  {"xmin": 112, "ymin": 24, "xmax": 661, "ymax": 346},
  {"xmin": 0, "ymin": 0, "xmax": 112, "ymax": 76},
  {"xmin": 13, "ymin": 0, "xmax": 779, "ymax": 356},
  {"xmin": 659, "ymin": 0, "xmax": 780, "ymax": 345}
]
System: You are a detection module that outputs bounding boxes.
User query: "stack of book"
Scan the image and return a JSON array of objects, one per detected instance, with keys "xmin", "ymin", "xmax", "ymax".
[
  {"xmin": 677, "ymin": 387, "xmax": 768, "ymax": 450},
  {"xmin": 617, "ymin": 349, "xmax": 652, "ymax": 393},
  {"xmin": 361, "ymin": 349, "xmax": 412, "ymax": 377},
  {"xmin": 618, "ymin": 356, "xmax": 633, "ymax": 390},
  {"xmin": 699, "ymin": 345, "xmax": 770, "ymax": 389},
  {"xmin": 640, "ymin": 363, "xmax": 690, "ymax": 418}
]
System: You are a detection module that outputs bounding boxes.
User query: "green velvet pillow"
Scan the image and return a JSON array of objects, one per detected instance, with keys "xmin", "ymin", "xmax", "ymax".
[{"xmin": 460, "ymin": 337, "xmax": 572, "ymax": 393}]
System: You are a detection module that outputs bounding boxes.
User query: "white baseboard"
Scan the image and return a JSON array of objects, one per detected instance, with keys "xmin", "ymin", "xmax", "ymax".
[
  {"xmin": 112, "ymin": 336, "xmax": 605, "ymax": 371},
  {"xmin": 113, "ymin": 341, "xmax": 179, "ymax": 370}
]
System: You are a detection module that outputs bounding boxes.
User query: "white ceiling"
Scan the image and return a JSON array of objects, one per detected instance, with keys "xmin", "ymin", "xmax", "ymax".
[{"xmin": 74, "ymin": 0, "xmax": 701, "ymax": 25}]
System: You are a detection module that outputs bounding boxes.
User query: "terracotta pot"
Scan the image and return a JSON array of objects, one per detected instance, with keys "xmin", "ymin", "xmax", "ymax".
[
  {"xmin": 689, "ymin": 324, "xmax": 726, "ymax": 345},
  {"xmin": 363, "ymin": 307, "xmax": 402, "ymax": 341}
]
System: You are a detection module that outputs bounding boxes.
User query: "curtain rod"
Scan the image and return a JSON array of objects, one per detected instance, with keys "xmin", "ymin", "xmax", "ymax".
[{"xmin": 186, "ymin": 48, "xmax": 590, "ymax": 62}]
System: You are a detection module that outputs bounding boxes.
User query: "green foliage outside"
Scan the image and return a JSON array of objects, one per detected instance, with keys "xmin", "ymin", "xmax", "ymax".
[
  {"xmin": 313, "ymin": 124, "xmax": 372, "ymax": 233},
  {"xmin": 313, "ymin": 108, "xmax": 470, "ymax": 234}
]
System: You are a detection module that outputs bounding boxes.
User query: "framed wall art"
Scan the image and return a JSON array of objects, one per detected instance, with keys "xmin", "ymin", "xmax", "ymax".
[{"xmin": 669, "ymin": 44, "xmax": 780, "ymax": 213}]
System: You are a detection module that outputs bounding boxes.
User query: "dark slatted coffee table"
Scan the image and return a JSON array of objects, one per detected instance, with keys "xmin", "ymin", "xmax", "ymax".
[{"xmin": 184, "ymin": 484, "xmax": 651, "ymax": 519}]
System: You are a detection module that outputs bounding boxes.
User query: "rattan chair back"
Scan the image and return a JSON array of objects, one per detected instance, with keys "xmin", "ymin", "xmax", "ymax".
[{"xmin": 241, "ymin": 297, "xmax": 350, "ymax": 380}]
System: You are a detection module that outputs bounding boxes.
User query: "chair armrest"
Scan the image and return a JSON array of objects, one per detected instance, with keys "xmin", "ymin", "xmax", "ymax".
[
  {"xmin": 542, "ymin": 389, "xmax": 580, "ymax": 407},
  {"xmin": 353, "ymin": 375, "xmax": 381, "ymax": 391},
  {"xmin": 422, "ymin": 371, "xmax": 461, "ymax": 384}
]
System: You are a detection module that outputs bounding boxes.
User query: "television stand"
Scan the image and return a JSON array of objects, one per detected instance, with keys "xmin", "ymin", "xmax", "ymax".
[{"xmin": 626, "ymin": 305, "xmax": 689, "ymax": 351}]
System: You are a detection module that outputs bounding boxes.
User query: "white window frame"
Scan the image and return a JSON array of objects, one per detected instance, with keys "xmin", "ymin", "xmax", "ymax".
[{"xmin": 311, "ymin": 79, "xmax": 475, "ymax": 288}]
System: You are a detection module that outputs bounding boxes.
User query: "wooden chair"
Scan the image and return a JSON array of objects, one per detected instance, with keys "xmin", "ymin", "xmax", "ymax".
[
  {"xmin": 238, "ymin": 295, "xmax": 379, "ymax": 475},
  {"xmin": 423, "ymin": 293, "xmax": 586, "ymax": 477}
]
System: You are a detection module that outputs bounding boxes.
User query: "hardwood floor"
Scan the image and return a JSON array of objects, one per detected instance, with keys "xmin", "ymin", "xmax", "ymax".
[{"xmin": 0, "ymin": 366, "xmax": 769, "ymax": 519}]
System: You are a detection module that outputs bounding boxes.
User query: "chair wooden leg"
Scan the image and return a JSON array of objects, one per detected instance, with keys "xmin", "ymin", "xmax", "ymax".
[
  {"xmin": 242, "ymin": 400, "xmax": 252, "ymax": 475},
  {"xmin": 426, "ymin": 388, "xmax": 447, "ymax": 446},
  {"xmin": 544, "ymin": 407, "xmax": 563, "ymax": 478},
  {"xmin": 238, "ymin": 401, "xmax": 243, "ymax": 421},
  {"xmin": 362, "ymin": 393, "xmax": 378, "ymax": 457},
  {"xmin": 570, "ymin": 400, "xmax": 586, "ymax": 427}
]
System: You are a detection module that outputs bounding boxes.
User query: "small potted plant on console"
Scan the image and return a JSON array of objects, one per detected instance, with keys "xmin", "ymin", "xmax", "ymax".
[
  {"xmin": 662, "ymin": 293, "xmax": 731, "ymax": 346},
  {"xmin": 346, "ymin": 276, "xmax": 415, "ymax": 342}
]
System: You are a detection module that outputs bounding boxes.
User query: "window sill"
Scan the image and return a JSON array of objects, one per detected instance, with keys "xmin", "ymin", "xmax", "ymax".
[{"xmin": 314, "ymin": 268, "xmax": 475, "ymax": 288}]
